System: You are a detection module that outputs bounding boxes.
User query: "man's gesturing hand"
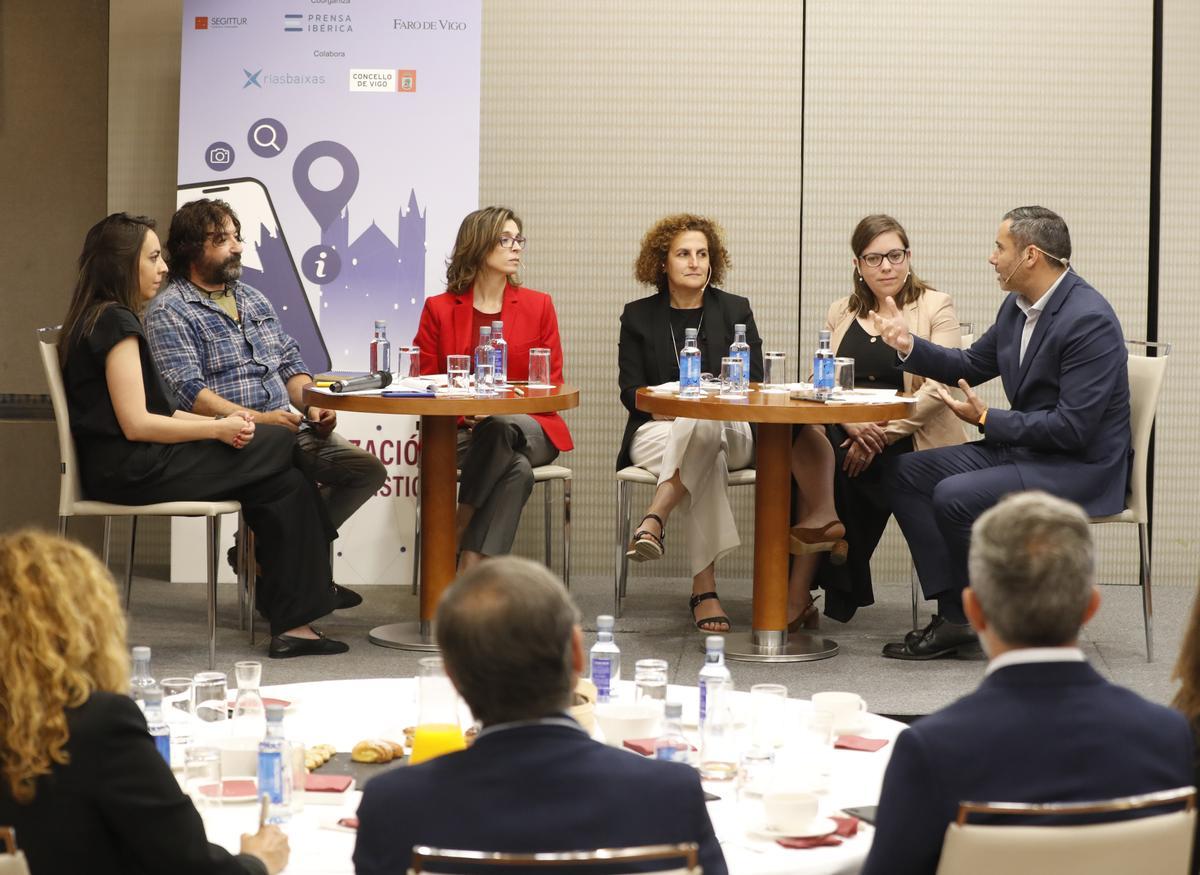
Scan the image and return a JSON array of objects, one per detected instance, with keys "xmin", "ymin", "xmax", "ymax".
[
  {"xmin": 868, "ymin": 296, "xmax": 914, "ymax": 356},
  {"xmin": 936, "ymin": 379, "xmax": 988, "ymax": 426}
]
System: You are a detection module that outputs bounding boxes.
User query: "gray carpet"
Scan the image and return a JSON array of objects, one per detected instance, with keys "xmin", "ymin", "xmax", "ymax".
[{"xmin": 126, "ymin": 573, "xmax": 1194, "ymax": 715}]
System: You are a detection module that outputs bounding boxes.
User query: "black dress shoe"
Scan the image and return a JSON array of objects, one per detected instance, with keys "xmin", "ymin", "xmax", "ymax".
[
  {"xmin": 882, "ymin": 615, "xmax": 982, "ymax": 661},
  {"xmin": 269, "ymin": 631, "xmax": 350, "ymax": 659},
  {"xmin": 332, "ymin": 583, "xmax": 362, "ymax": 610}
]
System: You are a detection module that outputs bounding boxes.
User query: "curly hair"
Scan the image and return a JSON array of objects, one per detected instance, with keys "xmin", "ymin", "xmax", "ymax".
[
  {"xmin": 445, "ymin": 206, "xmax": 523, "ymax": 294},
  {"xmin": 0, "ymin": 530, "xmax": 129, "ymax": 803},
  {"xmin": 166, "ymin": 198, "xmax": 241, "ymax": 282},
  {"xmin": 633, "ymin": 214, "xmax": 731, "ymax": 290}
]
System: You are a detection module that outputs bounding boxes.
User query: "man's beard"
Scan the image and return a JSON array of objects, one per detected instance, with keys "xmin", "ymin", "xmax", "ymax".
[{"xmin": 201, "ymin": 254, "xmax": 242, "ymax": 286}]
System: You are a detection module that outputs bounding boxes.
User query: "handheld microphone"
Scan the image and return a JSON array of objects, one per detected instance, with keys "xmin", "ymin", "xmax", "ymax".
[{"xmin": 329, "ymin": 371, "xmax": 393, "ymax": 393}]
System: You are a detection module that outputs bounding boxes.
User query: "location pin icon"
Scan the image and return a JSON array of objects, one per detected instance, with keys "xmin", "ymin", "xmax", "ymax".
[{"xmin": 292, "ymin": 140, "xmax": 360, "ymax": 232}]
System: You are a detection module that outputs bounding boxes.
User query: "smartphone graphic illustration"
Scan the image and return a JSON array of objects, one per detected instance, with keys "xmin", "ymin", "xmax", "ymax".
[{"xmin": 177, "ymin": 178, "xmax": 331, "ymax": 372}]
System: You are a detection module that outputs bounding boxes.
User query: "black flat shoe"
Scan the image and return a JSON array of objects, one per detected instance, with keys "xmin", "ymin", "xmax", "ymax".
[
  {"xmin": 269, "ymin": 631, "xmax": 350, "ymax": 659},
  {"xmin": 332, "ymin": 583, "xmax": 362, "ymax": 609},
  {"xmin": 881, "ymin": 615, "xmax": 982, "ymax": 661}
]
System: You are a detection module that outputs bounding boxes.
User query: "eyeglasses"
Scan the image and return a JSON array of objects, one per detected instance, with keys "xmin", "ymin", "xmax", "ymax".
[
  {"xmin": 858, "ymin": 248, "xmax": 908, "ymax": 268},
  {"xmin": 498, "ymin": 235, "xmax": 526, "ymax": 250}
]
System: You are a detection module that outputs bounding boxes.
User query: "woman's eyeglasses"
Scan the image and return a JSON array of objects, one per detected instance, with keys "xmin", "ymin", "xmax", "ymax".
[
  {"xmin": 498, "ymin": 235, "xmax": 527, "ymax": 250},
  {"xmin": 858, "ymin": 248, "xmax": 908, "ymax": 268}
]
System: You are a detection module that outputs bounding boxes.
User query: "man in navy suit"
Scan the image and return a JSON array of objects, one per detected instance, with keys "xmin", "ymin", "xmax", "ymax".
[
  {"xmin": 353, "ymin": 557, "xmax": 727, "ymax": 875},
  {"xmin": 862, "ymin": 492, "xmax": 1193, "ymax": 875},
  {"xmin": 871, "ymin": 206, "xmax": 1131, "ymax": 659}
]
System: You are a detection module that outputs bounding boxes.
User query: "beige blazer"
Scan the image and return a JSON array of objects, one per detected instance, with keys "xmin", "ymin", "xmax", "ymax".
[{"xmin": 824, "ymin": 289, "xmax": 966, "ymax": 451}]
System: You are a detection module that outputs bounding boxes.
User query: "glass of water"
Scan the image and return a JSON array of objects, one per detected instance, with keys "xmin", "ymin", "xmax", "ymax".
[
  {"xmin": 834, "ymin": 357, "xmax": 855, "ymax": 393},
  {"xmin": 473, "ymin": 361, "xmax": 496, "ymax": 397},
  {"xmin": 191, "ymin": 671, "xmax": 228, "ymax": 745},
  {"xmin": 634, "ymin": 658, "xmax": 668, "ymax": 703},
  {"xmin": 447, "ymin": 354, "xmax": 471, "ymax": 395},
  {"xmin": 762, "ymin": 351, "xmax": 787, "ymax": 391},
  {"xmin": 719, "ymin": 357, "xmax": 746, "ymax": 399},
  {"xmin": 160, "ymin": 676, "xmax": 195, "ymax": 750},
  {"xmin": 394, "ymin": 345, "xmax": 420, "ymax": 381},
  {"xmin": 184, "ymin": 745, "xmax": 223, "ymax": 811},
  {"xmin": 750, "ymin": 683, "xmax": 789, "ymax": 750},
  {"xmin": 528, "ymin": 348, "xmax": 552, "ymax": 388}
]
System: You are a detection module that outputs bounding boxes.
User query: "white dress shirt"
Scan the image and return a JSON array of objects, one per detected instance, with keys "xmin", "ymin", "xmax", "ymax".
[
  {"xmin": 985, "ymin": 645, "xmax": 1086, "ymax": 676},
  {"xmin": 1015, "ymin": 268, "xmax": 1070, "ymax": 366}
]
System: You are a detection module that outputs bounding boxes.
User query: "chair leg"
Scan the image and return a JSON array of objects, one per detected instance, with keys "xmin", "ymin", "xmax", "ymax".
[
  {"xmin": 102, "ymin": 516, "xmax": 112, "ymax": 568},
  {"xmin": 124, "ymin": 517, "xmax": 138, "ymax": 610},
  {"xmin": 561, "ymin": 477, "xmax": 572, "ymax": 590},
  {"xmin": 58, "ymin": 516, "xmax": 68, "ymax": 536},
  {"xmin": 206, "ymin": 516, "xmax": 220, "ymax": 671},
  {"xmin": 619, "ymin": 481, "xmax": 632, "ymax": 600},
  {"xmin": 236, "ymin": 514, "xmax": 248, "ymax": 631},
  {"xmin": 910, "ymin": 565, "xmax": 920, "ymax": 631},
  {"xmin": 1139, "ymin": 522, "xmax": 1153, "ymax": 662},
  {"xmin": 614, "ymin": 480, "xmax": 631, "ymax": 617},
  {"xmin": 247, "ymin": 529, "xmax": 258, "ymax": 647},
  {"xmin": 542, "ymin": 480, "xmax": 552, "ymax": 569}
]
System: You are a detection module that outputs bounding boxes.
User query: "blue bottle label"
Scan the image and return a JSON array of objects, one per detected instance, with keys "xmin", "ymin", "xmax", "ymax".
[
  {"xmin": 814, "ymin": 355, "xmax": 835, "ymax": 389},
  {"xmin": 152, "ymin": 730, "xmax": 170, "ymax": 764},
  {"xmin": 592, "ymin": 656, "xmax": 612, "ymax": 700},
  {"xmin": 736, "ymin": 349, "xmax": 751, "ymax": 385},
  {"xmin": 258, "ymin": 751, "xmax": 284, "ymax": 803},
  {"xmin": 699, "ymin": 682, "xmax": 707, "ymax": 724},
  {"xmin": 680, "ymin": 355, "xmax": 700, "ymax": 388}
]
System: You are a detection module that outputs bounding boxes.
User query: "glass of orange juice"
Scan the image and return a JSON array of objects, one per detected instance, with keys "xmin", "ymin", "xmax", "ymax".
[{"xmin": 408, "ymin": 656, "xmax": 466, "ymax": 765}]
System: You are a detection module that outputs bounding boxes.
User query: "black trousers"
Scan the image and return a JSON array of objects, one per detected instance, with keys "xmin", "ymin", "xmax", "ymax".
[
  {"xmin": 80, "ymin": 425, "xmax": 336, "ymax": 636},
  {"xmin": 811, "ymin": 425, "xmax": 914, "ymax": 623}
]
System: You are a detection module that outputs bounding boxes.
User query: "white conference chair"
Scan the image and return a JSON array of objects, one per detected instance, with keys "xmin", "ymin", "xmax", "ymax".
[
  {"xmin": 409, "ymin": 842, "xmax": 700, "ymax": 875},
  {"xmin": 614, "ymin": 465, "xmax": 755, "ymax": 617},
  {"xmin": 936, "ymin": 786, "xmax": 1195, "ymax": 875},
  {"xmin": 0, "ymin": 827, "xmax": 31, "ymax": 875},
  {"xmin": 38, "ymin": 327, "xmax": 251, "ymax": 670}
]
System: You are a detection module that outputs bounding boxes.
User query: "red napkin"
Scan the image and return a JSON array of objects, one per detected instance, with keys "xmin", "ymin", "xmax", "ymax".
[
  {"xmin": 226, "ymin": 697, "xmax": 292, "ymax": 710},
  {"xmin": 200, "ymin": 778, "xmax": 258, "ymax": 798},
  {"xmin": 337, "ymin": 817, "xmax": 359, "ymax": 831},
  {"xmin": 623, "ymin": 738, "xmax": 698, "ymax": 756},
  {"xmin": 306, "ymin": 773, "xmax": 353, "ymax": 793},
  {"xmin": 776, "ymin": 816, "xmax": 859, "ymax": 849},
  {"xmin": 835, "ymin": 735, "xmax": 889, "ymax": 752}
]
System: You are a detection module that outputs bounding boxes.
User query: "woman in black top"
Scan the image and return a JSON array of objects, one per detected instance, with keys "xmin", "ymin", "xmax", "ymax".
[
  {"xmin": 617, "ymin": 214, "xmax": 762, "ymax": 632},
  {"xmin": 59, "ymin": 213, "xmax": 345, "ymax": 658},
  {"xmin": 0, "ymin": 529, "xmax": 288, "ymax": 875}
]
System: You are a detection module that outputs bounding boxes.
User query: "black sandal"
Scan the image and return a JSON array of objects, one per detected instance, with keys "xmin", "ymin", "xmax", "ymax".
[
  {"xmin": 626, "ymin": 513, "xmax": 666, "ymax": 562},
  {"xmin": 689, "ymin": 591, "xmax": 731, "ymax": 633}
]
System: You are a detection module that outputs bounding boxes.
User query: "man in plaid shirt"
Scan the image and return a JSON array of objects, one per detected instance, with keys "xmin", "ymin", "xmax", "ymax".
[{"xmin": 147, "ymin": 199, "xmax": 386, "ymax": 606}]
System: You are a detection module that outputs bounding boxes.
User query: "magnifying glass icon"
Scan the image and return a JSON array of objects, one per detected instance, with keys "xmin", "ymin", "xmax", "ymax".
[{"xmin": 253, "ymin": 123, "xmax": 281, "ymax": 152}]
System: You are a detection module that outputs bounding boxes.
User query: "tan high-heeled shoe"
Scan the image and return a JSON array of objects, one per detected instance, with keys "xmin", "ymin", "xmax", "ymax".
[
  {"xmin": 788, "ymin": 593, "xmax": 821, "ymax": 633},
  {"xmin": 789, "ymin": 521, "xmax": 848, "ymax": 566}
]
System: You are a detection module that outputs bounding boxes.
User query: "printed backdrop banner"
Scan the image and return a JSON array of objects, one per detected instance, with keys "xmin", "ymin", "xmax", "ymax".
[{"xmin": 171, "ymin": 0, "xmax": 481, "ymax": 586}]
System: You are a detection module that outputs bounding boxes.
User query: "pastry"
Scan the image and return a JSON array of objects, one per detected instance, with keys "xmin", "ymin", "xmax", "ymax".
[{"xmin": 351, "ymin": 738, "xmax": 394, "ymax": 763}]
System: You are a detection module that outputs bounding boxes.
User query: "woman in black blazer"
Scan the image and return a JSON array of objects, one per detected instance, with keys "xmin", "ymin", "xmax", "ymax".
[
  {"xmin": 0, "ymin": 530, "xmax": 288, "ymax": 875},
  {"xmin": 617, "ymin": 214, "xmax": 762, "ymax": 632}
]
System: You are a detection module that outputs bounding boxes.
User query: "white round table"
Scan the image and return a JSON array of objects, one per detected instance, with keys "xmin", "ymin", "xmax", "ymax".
[{"xmin": 199, "ymin": 678, "xmax": 905, "ymax": 875}]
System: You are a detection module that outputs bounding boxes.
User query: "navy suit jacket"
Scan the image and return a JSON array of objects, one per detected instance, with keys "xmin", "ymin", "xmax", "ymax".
[
  {"xmin": 352, "ymin": 721, "xmax": 727, "ymax": 875},
  {"xmin": 902, "ymin": 271, "xmax": 1130, "ymax": 516},
  {"xmin": 862, "ymin": 661, "xmax": 1194, "ymax": 875}
]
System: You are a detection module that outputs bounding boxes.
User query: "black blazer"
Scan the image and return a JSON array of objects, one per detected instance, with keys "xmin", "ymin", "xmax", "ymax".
[
  {"xmin": 616, "ymin": 286, "xmax": 763, "ymax": 469},
  {"xmin": 0, "ymin": 692, "xmax": 265, "ymax": 875},
  {"xmin": 353, "ymin": 721, "xmax": 727, "ymax": 875},
  {"xmin": 862, "ymin": 661, "xmax": 1194, "ymax": 875}
]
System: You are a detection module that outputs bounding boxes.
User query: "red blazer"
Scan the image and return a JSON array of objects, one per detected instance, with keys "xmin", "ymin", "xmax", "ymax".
[{"xmin": 413, "ymin": 284, "xmax": 573, "ymax": 452}]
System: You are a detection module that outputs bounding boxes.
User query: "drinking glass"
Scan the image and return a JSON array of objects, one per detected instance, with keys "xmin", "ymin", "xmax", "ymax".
[
  {"xmin": 796, "ymin": 709, "xmax": 835, "ymax": 793},
  {"xmin": 473, "ymin": 361, "xmax": 496, "ymax": 397},
  {"xmin": 191, "ymin": 671, "xmax": 228, "ymax": 746},
  {"xmin": 410, "ymin": 656, "xmax": 467, "ymax": 765},
  {"xmin": 184, "ymin": 745, "xmax": 223, "ymax": 811},
  {"xmin": 528, "ymin": 348, "xmax": 552, "ymax": 388},
  {"xmin": 737, "ymin": 746, "xmax": 776, "ymax": 801},
  {"xmin": 750, "ymin": 683, "xmax": 789, "ymax": 751},
  {"xmin": 634, "ymin": 658, "xmax": 668, "ymax": 703},
  {"xmin": 834, "ymin": 357, "xmax": 855, "ymax": 393},
  {"xmin": 718, "ymin": 357, "xmax": 746, "ymax": 399},
  {"xmin": 699, "ymin": 681, "xmax": 739, "ymax": 781},
  {"xmin": 762, "ymin": 351, "xmax": 787, "ymax": 391},
  {"xmin": 160, "ymin": 676, "xmax": 195, "ymax": 750},
  {"xmin": 446, "ymin": 354, "xmax": 471, "ymax": 395},
  {"xmin": 394, "ymin": 345, "xmax": 420, "ymax": 381}
]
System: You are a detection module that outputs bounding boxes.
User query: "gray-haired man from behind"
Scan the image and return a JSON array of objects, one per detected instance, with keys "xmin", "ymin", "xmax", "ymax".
[
  {"xmin": 353, "ymin": 557, "xmax": 727, "ymax": 875},
  {"xmin": 863, "ymin": 491, "xmax": 1192, "ymax": 875}
]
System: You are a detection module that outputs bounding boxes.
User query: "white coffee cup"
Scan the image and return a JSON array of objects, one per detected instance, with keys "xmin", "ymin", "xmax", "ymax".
[
  {"xmin": 762, "ymin": 790, "xmax": 820, "ymax": 835},
  {"xmin": 811, "ymin": 691, "xmax": 867, "ymax": 733}
]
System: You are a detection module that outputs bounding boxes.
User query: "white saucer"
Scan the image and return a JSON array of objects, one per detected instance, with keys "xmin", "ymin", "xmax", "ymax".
[
  {"xmin": 750, "ymin": 816, "xmax": 838, "ymax": 840},
  {"xmin": 834, "ymin": 720, "xmax": 867, "ymax": 736}
]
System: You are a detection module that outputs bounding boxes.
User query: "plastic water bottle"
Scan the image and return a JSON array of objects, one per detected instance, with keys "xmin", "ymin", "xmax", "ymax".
[
  {"xmin": 813, "ymin": 328, "xmax": 835, "ymax": 399},
  {"xmin": 142, "ymin": 684, "xmax": 171, "ymax": 765},
  {"xmin": 474, "ymin": 325, "xmax": 495, "ymax": 395},
  {"xmin": 698, "ymin": 635, "xmax": 732, "ymax": 728},
  {"xmin": 654, "ymin": 701, "xmax": 690, "ymax": 763},
  {"xmin": 369, "ymin": 320, "xmax": 391, "ymax": 373},
  {"xmin": 129, "ymin": 646, "xmax": 156, "ymax": 712},
  {"xmin": 679, "ymin": 327, "xmax": 702, "ymax": 398},
  {"xmin": 699, "ymin": 676, "xmax": 738, "ymax": 781},
  {"xmin": 257, "ymin": 703, "xmax": 292, "ymax": 823},
  {"xmin": 730, "ymin": 323, "xmax": 751, "ymax": 391},
  {"xmin": 490, "ymin": 320, "xmax": 508, "ymax": 387},
  {"xmin": 590, "ymin": 614, "xmax": 621, "ymax": 704}
]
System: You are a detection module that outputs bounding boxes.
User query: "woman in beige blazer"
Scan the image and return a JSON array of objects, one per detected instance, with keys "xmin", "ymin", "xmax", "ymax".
[{"xmin": 788, "ymin": 215, "xmax": 965, "ymax": 628}]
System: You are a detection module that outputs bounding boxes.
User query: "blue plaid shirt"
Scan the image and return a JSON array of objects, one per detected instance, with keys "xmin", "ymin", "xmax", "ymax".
[{"xmin": 145, "ymin": 277, "xmax": 310, "ymax": 412}]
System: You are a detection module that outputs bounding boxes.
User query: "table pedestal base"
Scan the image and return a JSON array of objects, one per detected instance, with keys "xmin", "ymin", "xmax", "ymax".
[
  {"xmin": 367, "ymin": 621, "xmax": 439, "ymax": 651},
  {"xmin": 721, "ymin": 630, "xmax": 839, "ymax": 663}
]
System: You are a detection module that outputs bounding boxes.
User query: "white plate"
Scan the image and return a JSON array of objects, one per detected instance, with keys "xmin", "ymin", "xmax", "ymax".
[
  {"xmin": 750, "ymin": 817, "xmax": 839, "ymax": 840},
  {"xmin": 199, "ymin": 776, "xmax": 261, "ymax": 804}
]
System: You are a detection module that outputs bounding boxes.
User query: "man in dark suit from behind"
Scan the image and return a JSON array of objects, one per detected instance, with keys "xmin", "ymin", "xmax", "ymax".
[
  {"xmin": 353, "ymin": 557, "xmax": 727, "ymax": 875},
  {"xmin": 862, "ymin": 491, "xmax": 1193, "ymax": 875}
]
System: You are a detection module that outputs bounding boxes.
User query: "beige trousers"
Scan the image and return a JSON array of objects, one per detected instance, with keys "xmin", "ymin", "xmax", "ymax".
[{"xmin": 629, "ymin": 417, "xmax": 754, "ymax": 576}]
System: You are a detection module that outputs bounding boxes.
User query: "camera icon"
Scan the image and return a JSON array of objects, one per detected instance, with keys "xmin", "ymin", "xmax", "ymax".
[{"xmin": 204, "ymin": 141, "xmax": 235, "ymax": 171}]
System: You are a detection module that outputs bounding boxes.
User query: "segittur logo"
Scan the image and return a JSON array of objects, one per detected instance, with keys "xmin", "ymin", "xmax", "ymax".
[{"xmin": 196, "ymin": 15, "xmax": 247, "ymax": 29}]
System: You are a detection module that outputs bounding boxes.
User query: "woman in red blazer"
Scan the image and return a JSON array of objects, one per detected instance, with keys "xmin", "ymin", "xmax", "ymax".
[{"xmin": 413, "ymin": 206, "xmax": 572, "ymax": 571}]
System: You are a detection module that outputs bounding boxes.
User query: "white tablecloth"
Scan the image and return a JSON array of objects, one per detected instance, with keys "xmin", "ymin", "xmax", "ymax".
[{"xmin": 199, "ymin": 678, "xmax": 905, "ymax": 875}]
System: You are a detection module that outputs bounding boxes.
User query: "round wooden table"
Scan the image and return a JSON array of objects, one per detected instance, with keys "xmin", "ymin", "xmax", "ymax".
[
  {"xmin": 303, "ymin": 383, "xmax": 580, "ymax": 650},
  {"xmin": 635, "ymin": 386, "xmax": 911, "ymax": 663}
]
